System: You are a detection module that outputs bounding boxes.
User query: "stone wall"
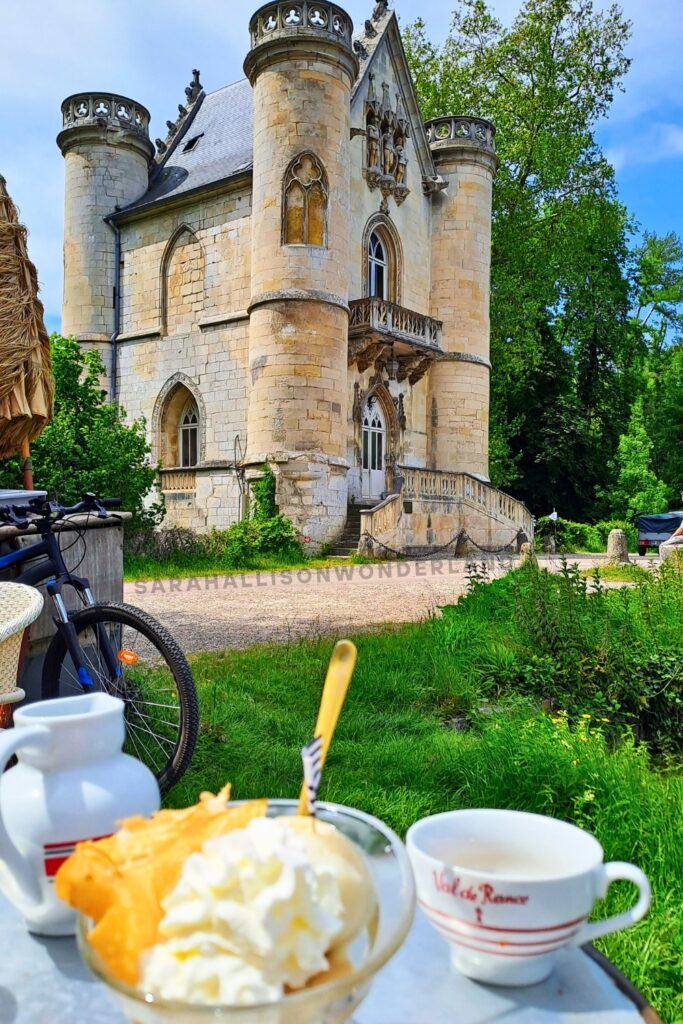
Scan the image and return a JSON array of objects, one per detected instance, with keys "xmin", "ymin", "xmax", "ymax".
[
  {"xmin": 400, "ymin": 500, "xmax": 524, "ymax": 555},
  {"xmin": 346, "ymin": 35, "xmax": 434, "ymax": 498},
  {"xmin": 115, "ymin": 187, "xmax": 252, "ymax": 530},
  {"xmin": 244, "ymin": 12, "xmax": 357, "ymax": 546},
  {"xmin": 160, "ymin": 469, "xmax": 242, "ymax": 532},
  {"xmin": 426, "ymin": 130, "xmax": 497, "ymax": 480}
]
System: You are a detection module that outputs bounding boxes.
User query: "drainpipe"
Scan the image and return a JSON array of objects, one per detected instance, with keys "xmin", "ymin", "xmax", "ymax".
[{"xmin": 104, "ymin": 215, "xmax": 121, "ymax": 405}]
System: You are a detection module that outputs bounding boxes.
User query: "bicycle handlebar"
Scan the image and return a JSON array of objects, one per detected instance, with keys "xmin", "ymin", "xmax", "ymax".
[{"xmin": 0, "ymin": 493, "xmax": 122, "ymax": 528}]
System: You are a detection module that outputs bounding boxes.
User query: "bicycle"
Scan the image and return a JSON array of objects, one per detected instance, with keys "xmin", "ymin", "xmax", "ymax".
[{"xmin": 0, "ymin": 493, "xmax": 199, "ymax": 794}]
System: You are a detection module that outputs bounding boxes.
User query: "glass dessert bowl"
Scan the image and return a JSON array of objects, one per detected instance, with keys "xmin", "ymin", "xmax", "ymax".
[{"xmin": 77, "ymin": 800, "xmax": 416, "ymax": 1024}]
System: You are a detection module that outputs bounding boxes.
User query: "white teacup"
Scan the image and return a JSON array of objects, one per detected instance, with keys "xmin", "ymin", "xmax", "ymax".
[{"xmin": 406, "ymin": 809, "xmax": 651, "ymax": 987}]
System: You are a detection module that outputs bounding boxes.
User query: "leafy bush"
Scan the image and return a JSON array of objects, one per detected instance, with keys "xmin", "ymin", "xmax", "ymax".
[
  {"xmin": 535, "ymin": 516, "xmax": 637, "ymax": 552},
  {"xmin": 0, "ymin": 336, "xmax": 162, "ymax": 530},
  {"xmin": 456, "ymin": 558, "xmax": 683, "ymax": 752}
]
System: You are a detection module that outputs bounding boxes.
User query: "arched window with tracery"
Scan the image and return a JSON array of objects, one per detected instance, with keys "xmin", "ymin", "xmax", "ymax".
[
  {"xmin": 368, "ymin": 231, "xmax": 389, "ymax": 299},
  {"xmin": 363, "ymin": 219, "xmax": 401, "ymax": 302},
  {"xmin": 283, "ymin": 153, "xmax": 328, "ymax": 246},
  {"xmin": 154, "ymin": 379, "xmax": 203, "ymax": 468},
  {"xmin": 179, "ymin": 399, "xmax": 199, "ymax": 467}
]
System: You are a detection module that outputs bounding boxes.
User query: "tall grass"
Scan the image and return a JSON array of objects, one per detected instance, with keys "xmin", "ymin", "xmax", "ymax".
[{"xmin": 169, "ymin": 588, "xmax": 683, "ymax": 1019}]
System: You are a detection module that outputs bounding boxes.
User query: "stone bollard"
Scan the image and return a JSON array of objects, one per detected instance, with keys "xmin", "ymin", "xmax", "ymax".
[
  {"xmin": 519, "ymin": 542, "xmax": 537, "ymax": 568},
  {"xmin": 357, "ymin": 534, "xmax": 374, "ymax": 558},
  {"xmin": 606, "ymin": 529, "xmax": 630, "ymax": 564}
]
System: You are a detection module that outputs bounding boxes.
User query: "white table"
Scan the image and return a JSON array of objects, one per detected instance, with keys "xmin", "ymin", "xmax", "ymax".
[{"xmin": 0, "ymin": 896, "xmax": 656, "ymax": 1024}]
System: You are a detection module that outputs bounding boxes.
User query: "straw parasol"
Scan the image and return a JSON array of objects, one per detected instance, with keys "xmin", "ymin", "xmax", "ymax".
[{"xmin": 0, "ymin": 174, "xmax": 53, "ymax": 471}]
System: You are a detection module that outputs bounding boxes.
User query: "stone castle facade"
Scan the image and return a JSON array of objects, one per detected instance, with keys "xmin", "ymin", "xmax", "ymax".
[{"xmin": 57, "ymin": 0, "xmax": 532, "ymax": 553}]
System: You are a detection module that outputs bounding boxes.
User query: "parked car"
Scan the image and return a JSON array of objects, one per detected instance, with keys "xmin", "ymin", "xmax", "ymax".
[{"xmin": 637, "ymin": 512, "xmax": 683, "ymax": 556}]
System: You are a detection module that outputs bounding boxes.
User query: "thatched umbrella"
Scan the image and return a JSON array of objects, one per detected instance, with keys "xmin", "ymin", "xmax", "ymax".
[{"xmin": 0, "ymin": 174, "xmax": 53, "ymax": 484}]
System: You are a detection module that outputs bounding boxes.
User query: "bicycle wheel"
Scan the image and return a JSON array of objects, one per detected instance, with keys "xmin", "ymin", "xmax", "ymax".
[{"xmin": 41, "ymin": 602, "xmax": 199, "ymax": 794}]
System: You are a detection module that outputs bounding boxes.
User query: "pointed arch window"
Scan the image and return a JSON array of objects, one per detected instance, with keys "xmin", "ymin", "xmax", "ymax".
[
  {"xmin": 179, "ymin": 399, "xmax": 199, "ymax": 467},
  {"xmin": 368, "ymin": 231, "xmax": 389, "ymax": 299},
  {"xmin": 283, "ymin": 153, "xmax": 328, "ymax": 246}
]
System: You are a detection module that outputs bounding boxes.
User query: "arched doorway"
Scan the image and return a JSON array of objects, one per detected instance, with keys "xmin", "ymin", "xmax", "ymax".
[{"xmin": 362, "ymin": 397, "xmax": 386, "ymax": 499}]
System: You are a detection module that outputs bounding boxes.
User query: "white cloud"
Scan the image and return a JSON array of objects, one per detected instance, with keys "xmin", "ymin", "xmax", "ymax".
[{"xmin": 606, "ymin": 121, "xmax": 683, "ymax": 171}]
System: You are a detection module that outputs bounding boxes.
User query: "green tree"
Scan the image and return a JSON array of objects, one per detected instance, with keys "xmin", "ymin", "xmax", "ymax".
[
  {"xmin": 630, "ymin": 233, "xmax": 683, "ymax": 497},
  {"xmin": 0, "ymin": 335, "xmax": 163, "ymax": 529},
  {"xmin": 404, "ymin": 0, "xmax": 637, "ymax": 516},
  {"xmin": 603, "ymin": 398, "xmax": 669, "ymax": 519}
]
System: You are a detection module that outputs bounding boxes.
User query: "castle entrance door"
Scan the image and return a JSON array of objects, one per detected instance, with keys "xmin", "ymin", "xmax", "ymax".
[{"xmin": 361, "ymin": 399, "xmax": 386, "ymax": 500}]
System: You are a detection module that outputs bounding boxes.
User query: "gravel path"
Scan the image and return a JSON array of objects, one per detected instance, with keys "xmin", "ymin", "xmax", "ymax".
[{"xmin": 123, "ymin": 555, "xmax": 630, "ymax": 654}]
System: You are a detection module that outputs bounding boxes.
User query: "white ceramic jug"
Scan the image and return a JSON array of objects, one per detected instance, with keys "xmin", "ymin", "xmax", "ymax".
[{"xmin": 0, "ymin": 692, "xmax": 160, "ymax": 935}]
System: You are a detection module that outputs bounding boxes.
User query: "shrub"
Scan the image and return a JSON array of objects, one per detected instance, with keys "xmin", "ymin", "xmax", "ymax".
[
  {"xmin": 535, "ymin": 516, "xmax": 637, "ymax": 552},
  {"xmin": 459, "ymin": 558, "xmax": 683, "ymax": 752},
  {"xmin": 0, "ymin": 336, "xmax": 162, "ymax": 530},
  {"xmin": 125, "ymin": 465, "xmax": 303, "ymax": 569}
]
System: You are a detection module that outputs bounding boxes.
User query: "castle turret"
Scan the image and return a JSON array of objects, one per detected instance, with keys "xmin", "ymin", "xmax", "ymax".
[
  {"xmin": 244, "ymin": 2, "xmax": 358, "ymax": 545},
  {"xmin": 426, "ymin": 116, "xmax": 498, "ymax": 479},
  {"xmin": 57, "ymin": 93, "xmax": 153, "ymax": 383}
]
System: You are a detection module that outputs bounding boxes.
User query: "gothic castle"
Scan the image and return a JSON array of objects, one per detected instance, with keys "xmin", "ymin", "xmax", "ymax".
[{"xmin": 57, "ymin": 1, "xmax": 531, "ymax": 553}]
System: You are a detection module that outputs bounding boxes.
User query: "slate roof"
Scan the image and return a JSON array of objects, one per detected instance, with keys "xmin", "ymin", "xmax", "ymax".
[
  {"xmin": 119, "ymin": 79, "xmax": 254, "ymax": 215},
  {"xmin": 116, "ymin": 9, "xmax": 397, "ymax": 217}
]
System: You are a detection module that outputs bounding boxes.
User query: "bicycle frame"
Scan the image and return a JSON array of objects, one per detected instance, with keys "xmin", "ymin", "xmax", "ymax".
[{"xmin": 0, "ymin": 528, "xmax": 122, "ymax": 687}]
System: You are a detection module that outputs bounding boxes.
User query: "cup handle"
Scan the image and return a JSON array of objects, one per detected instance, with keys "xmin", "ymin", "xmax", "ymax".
[
  {"xmin": 0, "ymin": 724, "xmax": 50, "ymax": 906},
  {"xmin": 570, "ymin": 862, "xmax": 651, "ymax": 946}
]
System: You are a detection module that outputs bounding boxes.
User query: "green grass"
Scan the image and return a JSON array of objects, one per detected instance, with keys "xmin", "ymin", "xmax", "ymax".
[
  {"xmin": 166, "ymin": 604, "xmax": 683, "ymax": 1022},
  {"xmin": 124, "ymin": 551, "xmax": 379, "ymax": 582},
  {"xmin": 579, "ymin": 563, "xmax": 651, "ymax": 583}
]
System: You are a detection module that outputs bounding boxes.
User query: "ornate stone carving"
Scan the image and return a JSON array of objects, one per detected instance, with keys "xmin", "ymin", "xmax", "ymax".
[
  {"xmin": 282, "ymin": 152, "xmax": 328, "ymax": 246},
  {"xmin": 424, "ymin": 115, "xmax": 496, "ymax": 155},
  {"xmin": 372, "ymin": 0, "xmax": 389, "ymax": 19},
  {"xmin": 249, "ymin": 2, "xmax": 353, "ymax": 47},
  {"xmin": 154, "ymin": 69, "xmax": 205, "ymax": 162},
  {"xmin": 366, "ymin": 83, "xmax": 381, "ymax": 174},
  {"xmin": 408, "ymin": 356, "xmax": 433, "ymax": 385},
  {"xmin": 186, "ymin": 69, "xmax": 202, "ymax": 103},
  {"xmin": 396, "ymin": 393, "xmax": 406, "ymax": 431},
  {"xmin": 364, "ymin": 78, "xmax": 411, "ymax": 206},
  {"xmin": 422, "ymin": 174, "xmax": 448, "ymax": 195},
  {"xmin": 59, "ymin": 93, "xmax": 151, "ymax": 138}
]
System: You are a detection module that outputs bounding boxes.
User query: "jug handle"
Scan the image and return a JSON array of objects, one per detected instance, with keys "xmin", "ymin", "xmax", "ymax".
[{"xmin": 0, "ymin": 724, "xmax": 50, "ymax": 906}]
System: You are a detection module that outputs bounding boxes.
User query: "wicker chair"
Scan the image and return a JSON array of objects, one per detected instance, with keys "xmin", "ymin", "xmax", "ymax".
[{"xmin": 0, "ymin": 582, "xmax": 43, "ymax": 727}]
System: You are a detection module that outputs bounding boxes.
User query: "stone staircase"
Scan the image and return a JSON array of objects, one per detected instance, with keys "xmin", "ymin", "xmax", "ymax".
[{"xmin": 330, "ymin": 502, "xmax": 376, "ymax": 556}]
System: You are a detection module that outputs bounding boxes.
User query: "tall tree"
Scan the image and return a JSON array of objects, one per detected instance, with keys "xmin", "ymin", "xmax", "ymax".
[
  {"xmin": 602, "ymin": 397, "xmax": 669, "ymax": 519},
  {"xmin": 630, "ymin": 232, "xmax": 683, "ymax": 499},
  {"xmin": 404, "ymin": 0, "xmax": 636, "ymax": 517}
]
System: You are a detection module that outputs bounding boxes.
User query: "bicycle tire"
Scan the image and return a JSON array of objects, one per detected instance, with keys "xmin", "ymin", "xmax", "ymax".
[{"xmin": 41, "ymin": 602, "xmax": 199, "ymax": 795}]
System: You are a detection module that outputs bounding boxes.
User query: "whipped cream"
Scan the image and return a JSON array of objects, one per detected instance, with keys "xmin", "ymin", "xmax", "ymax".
[{"xmin": 140, "ymin": 817, "xmax": 344, "ymax": 1006}]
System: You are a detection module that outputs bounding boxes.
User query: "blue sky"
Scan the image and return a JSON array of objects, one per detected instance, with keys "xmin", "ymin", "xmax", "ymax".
[{"xmin": 1, "ymin": 0, "xmax": 681, "ymax": 332}]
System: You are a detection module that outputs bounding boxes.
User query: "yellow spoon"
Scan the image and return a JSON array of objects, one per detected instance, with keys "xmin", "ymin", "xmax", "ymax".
[{"xmin": 298, "ymin": 639, "xmax": 357, "ymax": 815}]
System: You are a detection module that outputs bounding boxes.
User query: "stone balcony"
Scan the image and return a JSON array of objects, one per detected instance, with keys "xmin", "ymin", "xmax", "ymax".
[{"xmin": 348, "ymin": 297, "xmax": 442, "ymax": 382}]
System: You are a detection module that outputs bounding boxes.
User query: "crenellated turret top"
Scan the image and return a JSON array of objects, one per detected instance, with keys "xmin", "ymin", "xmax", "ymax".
[
  {"xmin": 245, "ymin": 2, "xmax": 358, "ymax": 82},
  {"xmin": 57, "ymin": 93, "xmax": 153, "ymax": 159},
  {"xmin": 60, "ymin": 93, "xmax": 150, "ymax": 137},
  {"xmin": 425, "ymin": 116, "xmax": 496, "ymax": 157}
]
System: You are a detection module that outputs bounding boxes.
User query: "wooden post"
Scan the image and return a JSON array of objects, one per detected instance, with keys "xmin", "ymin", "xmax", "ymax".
[{"xmin": 20, "ymin": 440, "xmax": 33, "ymax": 490}]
